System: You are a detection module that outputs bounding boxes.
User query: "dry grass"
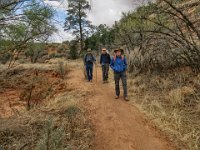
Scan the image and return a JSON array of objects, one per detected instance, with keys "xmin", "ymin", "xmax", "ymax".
[
  {"xmin": 56, "ymin": 61, "xmax": 70, "ymax": 80},
  {"xmin": 0, "ymin": 59, "xmax": 94, "ymax": 149},
  {"xmin": 168, "ymin": 86, "xmax": 195, "ymax": 106},
  {"xmin": 0, "ymin": 101, "xmax": 94, "ymax": 150},
  {"xmin": 129, "ymin": 68, "xmax": 200, "ymax": 150}
]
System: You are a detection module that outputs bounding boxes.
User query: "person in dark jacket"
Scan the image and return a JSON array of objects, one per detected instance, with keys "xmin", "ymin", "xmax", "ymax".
[
  {"xmin": 110, "ymin": 49, "xmax": 128, "ymax": 101},
  {"xmin": 84, "ymin": 49, "xmax": 96, "ymax": 82},
  {"xmin": 100, "ymin": 48, "xmax": 111, "ymax": 83}
]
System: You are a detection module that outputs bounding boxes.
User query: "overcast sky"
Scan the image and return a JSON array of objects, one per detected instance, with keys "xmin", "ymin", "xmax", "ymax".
[{"xmin": 44, "ymin": 0, "xmax": 145, "ymax": 42}]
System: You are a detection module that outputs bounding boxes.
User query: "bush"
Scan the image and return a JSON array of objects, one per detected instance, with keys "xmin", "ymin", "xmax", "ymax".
[
  {"xmin": 25, "ymin": 43, "xmax": 45, "ymax": 63},
  {"xmin": 36, "ymin": 119, "xmax": 65, "ymax": 150},
  {"xmin": 0, "ymin": 53, "xmax": 11, "ymax": 64},
  {"xmin": 56, "ymin": 61, "xmax": 69, "ymax": 79},
  {"xmin": 69, "ymin": 42, "xmax": 79, "ymax": 59}
]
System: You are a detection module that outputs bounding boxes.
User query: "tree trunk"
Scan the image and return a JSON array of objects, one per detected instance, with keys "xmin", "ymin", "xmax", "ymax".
[{"xmin": 78, "ymin": 1, "xmax": 84, "ymax": 53}]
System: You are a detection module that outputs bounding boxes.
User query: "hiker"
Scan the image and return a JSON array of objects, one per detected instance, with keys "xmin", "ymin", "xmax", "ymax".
[
  {"xmin": 100, "ymin": 48, "xmax": 111, "ymax": 83},
  {"xmin": 84, "ymin": 49, "xmax": 96, "ymax": 82},
  {"xmin": 110, "ymin": 49, "xmax": 129, "ymax": 101}
]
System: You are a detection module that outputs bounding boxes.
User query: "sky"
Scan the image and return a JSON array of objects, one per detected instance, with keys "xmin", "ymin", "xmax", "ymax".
[{"xmin": 44, "ymin": 0, "xmax": 145, "ymax": 43}]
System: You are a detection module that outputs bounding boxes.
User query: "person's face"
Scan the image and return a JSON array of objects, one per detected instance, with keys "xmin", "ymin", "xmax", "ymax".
[
  {"xmin": 102, "ymin": 49, "xmax": 106, "ymax": 54},
  {"xmin": 116, "ymin": 50, "xmax": 121, "ymax": 56}
]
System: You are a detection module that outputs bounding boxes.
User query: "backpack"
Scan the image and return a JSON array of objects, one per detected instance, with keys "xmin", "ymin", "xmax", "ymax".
[{"xmin": 85, "ymin": 54, "xmax": 94, "ymax": 63}]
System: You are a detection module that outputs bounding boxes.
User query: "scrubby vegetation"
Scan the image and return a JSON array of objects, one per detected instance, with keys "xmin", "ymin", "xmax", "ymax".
[
  {"xmin": 129, "ymin": 68, "xmax": 200, "ymax": 149},
  {"xmin": 0, "ymin": 60, "xmax": 94, "ymax": 149},
  {"xmin": 0, "ymin": 100, "xmax": 93, "ymax": 150},
  {"xmin": 0, "ymin": 0, "xmax": 55, "ymax": 67}
]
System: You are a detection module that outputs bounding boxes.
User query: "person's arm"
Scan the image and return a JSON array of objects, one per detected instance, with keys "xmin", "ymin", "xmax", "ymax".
[
  {"xmin": 83, "ymin": 54, "xmax": 87, "ymax": 65},
  {"xmin": 100, "ymin": 55, "xmax": 102, "ymax": 64},
  {"xmin": 92, "ymin": 55, "xmax": 96, "ymax": 63},
  {"xmin": 124, "ymin": 57, "xmax": 128, "ymax": 71},
  {"xmin": 110, "ymin": 58, "xmax": 115, "ymax": 71},
  {"xmin": 108, "ymin": 54, "xmax": 111, "ymax": 64},
  {"xmin": 94, "ymin": 55, "xmax": 96, "ymax": 62}
]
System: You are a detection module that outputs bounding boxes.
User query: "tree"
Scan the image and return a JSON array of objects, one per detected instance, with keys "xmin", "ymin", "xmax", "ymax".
[
  {"xmin": 85, "ymin": 24, "xmax": 116, "ymax": 51},
  {"xmin": 64, "ymin": 0, "xmax": 92, "ymax": 52},
  {"xmin": 0, "ymin": 0, "xmax": 56, "ymax": 67},
  {"xmin": 69, "ymin": 41, "xmax": 79, "ymax": 59},
  {"xmin": 85, "ymin": 0, "xmax": 200, "ymax": 73},
  {"xmin": 25, "ymin": 43, "xmax": 46, "ymax": 63}
]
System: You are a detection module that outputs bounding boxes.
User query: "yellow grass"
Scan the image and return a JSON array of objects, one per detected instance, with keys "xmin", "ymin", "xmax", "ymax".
[{"xmin": 129, "ymin": 70, "xmax": 200, "ymax": 150}]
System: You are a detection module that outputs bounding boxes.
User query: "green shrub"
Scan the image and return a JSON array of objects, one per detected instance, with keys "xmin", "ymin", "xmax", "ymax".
[
  {"xmin": 69, "ymin": 43, "xmax": 79, "ymax": 59},
  {"xmin": 0, "ymin": 53, "xmax": 11, "ymax": 64}
]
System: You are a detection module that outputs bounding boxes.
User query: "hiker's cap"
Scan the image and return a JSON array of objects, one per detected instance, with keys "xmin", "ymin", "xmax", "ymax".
[
  {"xmin": 114, "ymin": 48, "xmax": 124, "ymax": 53},
  {"xmin": 87, "ymin": 48, "xmax": 92, "ymax": 52},
  {"xmin": 114, "ymin": 49, "xmax": 119, "ymax": 53},
  {"xmin": 114, "ymin": 49, "xmax": 123, "ymax": 53}
]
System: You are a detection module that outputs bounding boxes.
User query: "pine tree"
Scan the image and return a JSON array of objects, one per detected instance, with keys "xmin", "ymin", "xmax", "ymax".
[{"xmin": 64, "ymin": 0, "xmax": 91, "ymax": 52}]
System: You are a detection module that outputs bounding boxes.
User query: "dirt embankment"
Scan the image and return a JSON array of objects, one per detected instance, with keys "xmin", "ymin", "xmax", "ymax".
[{"xmin": 0, "ymin": 61, "xmax": 94, "ymax": 150}]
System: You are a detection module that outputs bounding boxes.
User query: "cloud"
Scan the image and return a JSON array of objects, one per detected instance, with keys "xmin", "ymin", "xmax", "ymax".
[
  {"xmin": 48, "ymin": 24, "xmax": 74, "ymax": 42},
  {"xmin": 44, "ymin": 0, "xmax": 146, "ymax": 42},
  {"xmin": 88, "ymin": 0, "xmax": 136, "ymax": 26},
  {"xmin": 45, "ymin": 0, "xmax": 140, "ymax": 26},
  {"xmin": 44, "ymin": 0, "xmax": 68, "ymax": 10}
]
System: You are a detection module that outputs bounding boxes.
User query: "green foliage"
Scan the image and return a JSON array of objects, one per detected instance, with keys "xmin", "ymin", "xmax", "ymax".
[
  {"xmin": 86, "ymin": 0, "xmax": 200, "ymax": 73},
  {"xmin": 64, "ymin": 0, "xmax": 92, "ymax": 51},
  {"xmin": 85, "ymin": 24, "xmax": 115, "ymax": 50},
  {"xmin": 5, "ymin": 23, "xmax": 27, "ymax": 42},
  {"xmin": 69, "ymin": 41, "xmax": 79, "ymax": 59},
  {"xmin": 25, "ymin": 43, "xmax": 45, "ymax": 63},
  {"xmin": 0, "ymin": 0, "xmax": 56, "ymax": 66},
  {"xmin": 0, "ymin": 53, "xmax": 11, "ymax": 64},
  {"xmin": 23, "ymin": 1, "xmax": 55, "ymax": 40}
]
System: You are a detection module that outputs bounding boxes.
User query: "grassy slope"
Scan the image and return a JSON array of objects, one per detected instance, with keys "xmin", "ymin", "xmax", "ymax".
[{"xmin": 128, "ymin": 68, "xmax": 200, "ymax": 150}]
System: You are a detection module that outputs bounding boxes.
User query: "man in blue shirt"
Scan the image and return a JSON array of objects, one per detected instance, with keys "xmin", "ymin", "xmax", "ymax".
[
  {"xmin": 100, "ymin": 48, "xmax": 111, "ymax": 83},
  {"xmin": 110, "ymin": 49, "xmax": 128, "ymax": 101},
  {"xmin": 84, "ymin": 49, "xmax": 96, "ymax": 82}
]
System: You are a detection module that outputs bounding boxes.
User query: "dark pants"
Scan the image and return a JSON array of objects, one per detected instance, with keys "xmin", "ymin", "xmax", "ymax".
[
  {"xmin": 114, "ymin": 71, "xmax": 128, "ymax": 97},
  {"xmin": 102, "ymin": 64, "xmax": 109, "ymax": 81},
  {"xmin": 86, "ymin": 64, "xmax": 93, "ymax": 81}
]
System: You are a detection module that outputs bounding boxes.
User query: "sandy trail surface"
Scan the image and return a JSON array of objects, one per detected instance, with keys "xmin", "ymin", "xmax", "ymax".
[{"xmin": 68, "ymin": 64, "xmax": 176, "ymax": 150}]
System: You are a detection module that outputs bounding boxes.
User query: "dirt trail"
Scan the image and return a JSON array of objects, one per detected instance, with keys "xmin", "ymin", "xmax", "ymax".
[{"xmin": 69, "ymin": 65, "xmax": 176, "ymax": 150}]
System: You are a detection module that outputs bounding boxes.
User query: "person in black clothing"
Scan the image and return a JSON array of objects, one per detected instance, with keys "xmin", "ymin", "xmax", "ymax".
[{"xmin": 100, "ymin": 48, "xmax": 111, "ymax": 83}]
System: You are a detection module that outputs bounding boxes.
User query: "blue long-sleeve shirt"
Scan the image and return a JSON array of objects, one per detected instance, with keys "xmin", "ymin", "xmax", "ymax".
[
  {"xmin": 100, "ymin": 53, "xmax": 111, "ymax": 65},
  {"xmin": 110, "ymin": 56, "xmax": 127, "ymax": 73}
]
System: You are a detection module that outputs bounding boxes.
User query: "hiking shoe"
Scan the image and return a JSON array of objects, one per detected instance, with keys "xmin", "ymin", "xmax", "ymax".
[
  {"xmin": 115, "ymin": 96, "xmax": 119, "ymax": 99},
  {"xmin": 105, "ymin": 80, "xmax": 109, "ymax": 83},
  {"xmin": 124, "ymin": 97, "xmax": 129, "ymax": 101},
  {"xmin": 103, "ymin": 81, "xmax": 108, "ymax": 84}
]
